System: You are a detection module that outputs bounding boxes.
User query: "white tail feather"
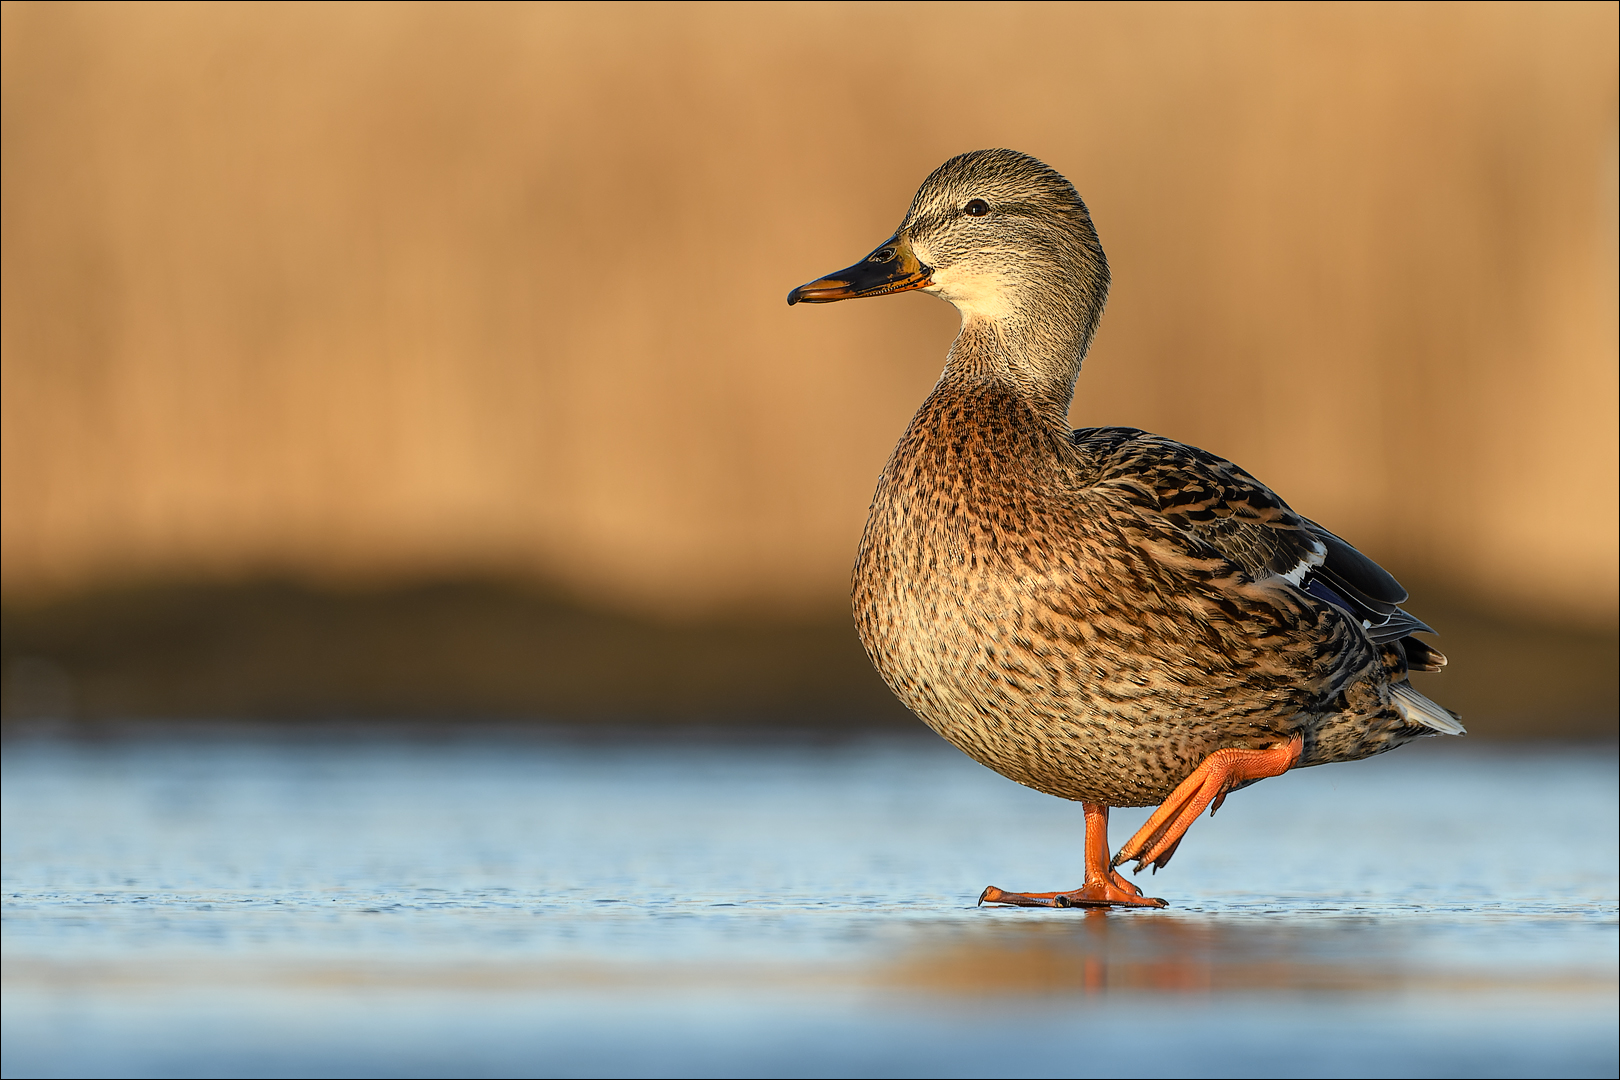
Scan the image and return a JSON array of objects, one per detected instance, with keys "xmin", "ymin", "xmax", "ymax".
[{"xmin": 1392, "ymin": 683, "xmax": 1466, "ymax": 736}]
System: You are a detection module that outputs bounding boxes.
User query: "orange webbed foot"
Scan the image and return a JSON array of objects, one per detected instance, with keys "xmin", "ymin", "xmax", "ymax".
[
  {"xmin": 1113, "ymin": 733, "xmax": 1304, "ymax": 873},
  {"xmin": 977, "ymin": 802, "xmax": 1169, "ymax": 909},
  {"xmin": 979, "ymin": 870, "xmax": 1168, "ymax": 909}
]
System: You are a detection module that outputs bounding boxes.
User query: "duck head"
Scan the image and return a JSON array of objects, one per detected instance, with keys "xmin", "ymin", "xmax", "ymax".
[{"xmin": 788, "ymin": 149, "xmax": 1110, "ymax": 405}]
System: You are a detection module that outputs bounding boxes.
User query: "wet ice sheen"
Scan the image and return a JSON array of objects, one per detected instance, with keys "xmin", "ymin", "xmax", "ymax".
[{"xmin": 2, "ymin": 730, "xmax": 1616, "ymax": 1078}]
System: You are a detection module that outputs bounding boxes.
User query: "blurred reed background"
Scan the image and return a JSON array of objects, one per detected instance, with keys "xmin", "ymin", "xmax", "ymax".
[{"xmin": 2, "ymin": 2, "xmax": 1615, "ymax": 736}]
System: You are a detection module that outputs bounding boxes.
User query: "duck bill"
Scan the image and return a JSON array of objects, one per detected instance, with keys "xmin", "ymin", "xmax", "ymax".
[{"xmin": 786, "ymin": 235, "xmax": 932, "ymax": 305}]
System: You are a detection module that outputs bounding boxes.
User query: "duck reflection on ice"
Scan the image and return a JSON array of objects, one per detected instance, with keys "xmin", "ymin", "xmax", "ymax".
[{"xmin": 880, "ymin": 913, "xmax": 1611, "ymax": 999}]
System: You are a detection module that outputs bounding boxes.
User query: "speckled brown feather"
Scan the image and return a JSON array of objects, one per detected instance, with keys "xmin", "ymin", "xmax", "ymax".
[{"xmin": 853, "ymin": 370, "xmax": 1443, "ymax": 807}]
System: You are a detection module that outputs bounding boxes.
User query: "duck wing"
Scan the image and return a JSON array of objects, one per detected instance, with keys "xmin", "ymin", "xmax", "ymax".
[{"xmin": 1071, "ymin": 427, "xmax": 1443, "ymax": 667}]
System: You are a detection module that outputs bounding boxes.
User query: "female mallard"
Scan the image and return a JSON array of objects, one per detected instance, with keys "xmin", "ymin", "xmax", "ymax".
[{"xmin": 788, "ymin": 149, "xmax": 1462, "ymax": 908}]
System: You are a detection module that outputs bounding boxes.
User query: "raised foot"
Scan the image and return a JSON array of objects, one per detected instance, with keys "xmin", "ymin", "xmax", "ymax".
[
  {"xmin": 1113, "ymin": 733, "xmax": 1304, "ymax": 874},
  {"xmin": 978, "ymin": 877, "xmax": 1168, "ymax": 909}
]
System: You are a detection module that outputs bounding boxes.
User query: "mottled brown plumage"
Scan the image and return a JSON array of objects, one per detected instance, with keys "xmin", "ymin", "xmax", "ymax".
[{"xmin": 789, "ymin": 149, "xmax": 1460, "ymax": 904}]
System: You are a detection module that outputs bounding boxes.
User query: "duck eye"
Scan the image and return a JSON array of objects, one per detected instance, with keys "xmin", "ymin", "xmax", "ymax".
[{"xmin": 964, "ymin": 199, "xmax": 990, "ymax": 217}]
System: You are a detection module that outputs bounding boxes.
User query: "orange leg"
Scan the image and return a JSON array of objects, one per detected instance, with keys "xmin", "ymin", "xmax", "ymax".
[
  {"xmin": 979, "ymin": 802, "xmax": 1168, "ymax": 909},
  {"xmin": 1113, "ymin": 733, "xmax": 1304, "ymax": 874}
]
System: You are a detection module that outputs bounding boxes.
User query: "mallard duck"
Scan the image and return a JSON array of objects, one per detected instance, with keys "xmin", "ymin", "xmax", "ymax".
[{"xmin": 788, "ymin": 149, "xmax": 1462, "ymax": 908}]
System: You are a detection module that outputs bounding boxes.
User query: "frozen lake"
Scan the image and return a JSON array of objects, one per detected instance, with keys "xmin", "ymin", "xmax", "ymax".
[{"xmin": 2, "ymin": 728, "xmax": 1616, "ymax": 1078}]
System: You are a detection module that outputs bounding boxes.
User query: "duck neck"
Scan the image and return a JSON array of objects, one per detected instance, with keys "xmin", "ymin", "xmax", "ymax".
[{"xmin": 942, "ymin": 300, "xmax": 1094, "ymax": 424}]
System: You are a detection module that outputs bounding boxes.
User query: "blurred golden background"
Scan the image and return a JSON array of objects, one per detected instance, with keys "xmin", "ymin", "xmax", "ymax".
[{"xmin": 3, "ymin": 2, "xmax": 1615, "ymax": 734}]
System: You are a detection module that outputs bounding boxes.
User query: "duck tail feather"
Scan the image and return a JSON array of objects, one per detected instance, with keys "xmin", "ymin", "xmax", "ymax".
[
  {"xmin": 1391, "ymin": 683, "xmax": 1465, "ymax": 736},
  {"xmin": 1399, "ymin": 636, "xmax": 1448, "ymax": 673}
]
